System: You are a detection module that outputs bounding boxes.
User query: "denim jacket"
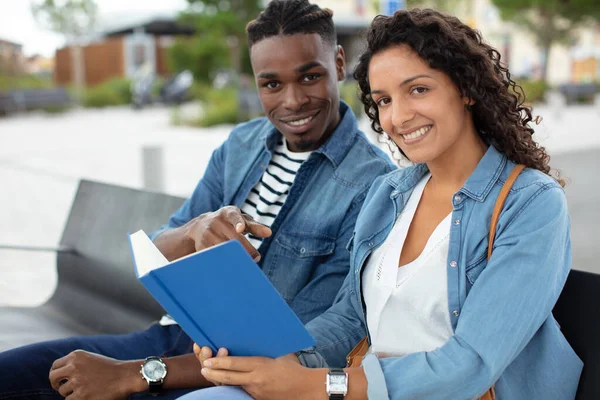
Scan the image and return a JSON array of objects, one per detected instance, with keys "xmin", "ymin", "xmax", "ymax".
[
  {"xmin": 151, "ymin": 102, "xmax": 395, "ymax": 324},
  {"xmin": 299, "ymin": 146, "xmax": 583, "ymax": 399}
]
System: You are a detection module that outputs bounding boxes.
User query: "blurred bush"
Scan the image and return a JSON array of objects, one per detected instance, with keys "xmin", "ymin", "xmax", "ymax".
[
  {"xmin": 172, "ymin": 87, "xmax": 243, "ymax": 127},
  {"xmin": 82, "ymin": 78, "xmax": 131, "ymax": 108},
  {"xmin": 340, "ymin": 82, "xmax": 364, "ymax": 117},
  {"xmin": 514, "ymin": 79, "xmax": 549, "ymax": 104},
  {"xmin": 0, "ymin": 74, "xmax": 53, "ymax": 91}
]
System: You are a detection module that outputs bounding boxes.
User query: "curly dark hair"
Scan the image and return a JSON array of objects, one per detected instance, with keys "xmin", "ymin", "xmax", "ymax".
[{"xmin": 354, "ymin": 9, "xmax": 562, "ymax": 184}]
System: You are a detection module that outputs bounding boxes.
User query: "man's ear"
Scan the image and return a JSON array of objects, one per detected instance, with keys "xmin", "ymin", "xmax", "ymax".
[{"xmin": 335, "ymin": 45, "xmax": 346, "ymax": 82}]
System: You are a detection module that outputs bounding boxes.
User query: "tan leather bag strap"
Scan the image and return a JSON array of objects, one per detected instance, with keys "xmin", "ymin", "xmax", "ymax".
[{"xmin": 488, "ymin": 164, "xmax": 526, "ymax": 260}]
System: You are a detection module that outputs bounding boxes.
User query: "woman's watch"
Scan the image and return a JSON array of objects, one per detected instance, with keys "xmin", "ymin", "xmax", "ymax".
[
  {"xmin": 326, "ymin": 368, "xmax": 348, "ymax": 399},
  {"xmin": 140, "ymin": 356, "xmax": 168, "ymax": 395}
]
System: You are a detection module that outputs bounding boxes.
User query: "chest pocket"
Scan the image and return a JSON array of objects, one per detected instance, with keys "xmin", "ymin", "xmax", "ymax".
[
  {"xmin": 269, "ymin": 231, "xmax": 336, "ymax": 301},
  {"xmin": 466, "ymin": 252, "xmax": 487, "ymax": 289}
]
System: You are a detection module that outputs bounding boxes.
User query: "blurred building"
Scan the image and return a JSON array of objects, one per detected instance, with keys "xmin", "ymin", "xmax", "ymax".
[
  {"xmin": 54, "ymin": 16, "xmax": 194, "ymax": 87},
  {"xmin": 24, "ymin": 55, "xmax": 54, "ymax": 77},
  {"xmin": 571, "ymin": 27, "xmax": 600, "ymax": 83},
  {"xmin": 0, "ymin": 38, "xmax": 25, "ymax": 74}
]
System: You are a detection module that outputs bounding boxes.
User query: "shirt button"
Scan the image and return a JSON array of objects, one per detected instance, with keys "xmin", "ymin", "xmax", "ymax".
[
  {"xmin": 453, "ymin": 310, "xmax": 460, "ymax": 317},
  {"xmin": 261, "ymin": 164, "xmax": 265, "ymax": 169},
  {"xmin": 369, "ymin": 241, "xmax": 374, "ymax": 247},
  {"xmin": 454, "ymin": 195, "xmax": 462, "ymax": 202},
  {"xmin": 450, "ymin": 261, "xmax": 457, "ymax": 268},
  {"xmin": 300, "ymin": 248, "xmax": 306, "ymax": 254},
  {"xmin": 454, "ymin": 219, "xmax": 461, "ymax": 225},
  {"xmin": 391, "ymin": 190, "xmax": 399, "ymax": 197}
]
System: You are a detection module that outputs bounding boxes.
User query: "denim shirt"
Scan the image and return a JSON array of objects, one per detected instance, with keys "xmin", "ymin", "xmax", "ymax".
[
  {"xmin": 150, "ymin": 102, "xmax": 395, "ymax": 324},
  {"xmin": 299, "ymin": 146, "xmax": 583, "ymax": 399}
]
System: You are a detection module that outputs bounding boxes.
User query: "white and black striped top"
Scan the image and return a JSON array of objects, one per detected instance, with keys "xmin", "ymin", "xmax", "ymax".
[{"xmin": 241, "ymin": 139, "xmax": 312, "ymax": 249}]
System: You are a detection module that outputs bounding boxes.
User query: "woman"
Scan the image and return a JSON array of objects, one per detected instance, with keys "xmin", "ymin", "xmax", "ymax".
[{"xmin": 181, "ymin": 9, "xmax": 582, "ymax": 400}]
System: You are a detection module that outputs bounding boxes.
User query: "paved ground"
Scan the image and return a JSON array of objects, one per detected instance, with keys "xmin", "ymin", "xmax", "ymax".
[{"xmin": 0, "ymin": 104, "xmax": 598, "ymax": 307}]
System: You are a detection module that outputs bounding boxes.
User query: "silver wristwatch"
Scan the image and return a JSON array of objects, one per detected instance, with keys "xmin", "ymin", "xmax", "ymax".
[
  {"xmin": 326, "ymin": 368, "xmax": 348, "ymax": 400},
  {"xmin": 140, "ymin": 356, "xmax": 167, "ymax": 395}
]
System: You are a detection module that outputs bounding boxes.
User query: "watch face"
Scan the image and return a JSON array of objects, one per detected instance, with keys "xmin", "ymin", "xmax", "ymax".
[
  {"xmin": 142, "ymin": 360, "xmax": 167, "ymax": 381},
  {"xmin": 327, "ymin": 373, "xmax": 348, "ymax": 394}
]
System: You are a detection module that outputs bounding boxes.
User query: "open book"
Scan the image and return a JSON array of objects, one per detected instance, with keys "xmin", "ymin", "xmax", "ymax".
[{"xmin": 128, "ymin": 230, "xmax": 315, "ymax": 358}]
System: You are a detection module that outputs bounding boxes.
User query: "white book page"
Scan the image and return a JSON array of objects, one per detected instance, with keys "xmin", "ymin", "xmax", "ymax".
[{"xmin": 130, "ymin": 229, "xmax": 170, "ymax": 277}]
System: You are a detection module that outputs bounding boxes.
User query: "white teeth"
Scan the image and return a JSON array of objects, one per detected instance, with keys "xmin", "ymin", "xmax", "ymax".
[
  {"xmin": 288, "ymin": 116, "xmax": 313, "ymax": 126},
  {"xmin": 403, "ymin": 126, "xmax": 431, "ymax": 140}
]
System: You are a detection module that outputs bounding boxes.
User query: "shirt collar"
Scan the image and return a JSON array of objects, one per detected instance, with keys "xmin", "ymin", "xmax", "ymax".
[
  {"xmin": 263, "ymin": 102, "xmax": 359, "ymax": 168},
  {"xmin": 386, "ymin": 146, "xmax": 507, "ymax": 202}
]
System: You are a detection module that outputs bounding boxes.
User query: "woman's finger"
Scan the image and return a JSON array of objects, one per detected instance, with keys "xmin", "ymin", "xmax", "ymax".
[
  {"xmin": 202, "ymin": 368, "xmax": 251, "ymax": 386},
  {"xmin": 204, "ymin": 356, "xmax": 267, "ymax": 372}
]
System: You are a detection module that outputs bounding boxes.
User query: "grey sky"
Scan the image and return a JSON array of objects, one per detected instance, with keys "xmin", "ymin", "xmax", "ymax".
[{"xmin": 0, "ymin": 0, "xmax": 188, "ymax": 57}]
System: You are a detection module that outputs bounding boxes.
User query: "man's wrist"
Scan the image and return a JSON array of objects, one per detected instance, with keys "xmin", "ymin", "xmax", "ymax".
[{"xmin": 117, "ymin": 360, "xmax": 150, "ymax": 395}]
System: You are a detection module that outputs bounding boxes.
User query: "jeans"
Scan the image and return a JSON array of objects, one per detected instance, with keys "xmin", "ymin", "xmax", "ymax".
[
  {"xmin": 0, "ymin": 323, "xmax": 197, "ymax": 399},
  {"xmin": 178, "ymin": 387, "xmax": 253, "ymax": 400}
]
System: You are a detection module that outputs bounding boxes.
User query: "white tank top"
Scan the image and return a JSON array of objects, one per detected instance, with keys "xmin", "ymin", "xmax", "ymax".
[{"xmin": 362, "ymin": 173, "xmax": 454, "ymax": 357}]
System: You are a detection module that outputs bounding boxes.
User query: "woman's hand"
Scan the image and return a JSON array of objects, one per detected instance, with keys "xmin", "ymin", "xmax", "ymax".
[
  {"xmin": 193, "ymin": 344, "xmax": 229, "ymax": 386},
  {"xmin": 200, "ymin": 354, "xmax": 327, "ymax": 400}
]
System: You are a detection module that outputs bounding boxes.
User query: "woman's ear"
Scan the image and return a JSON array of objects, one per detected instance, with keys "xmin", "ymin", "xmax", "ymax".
[
  {"xmin": 463, "ymin": 97, "xmax": 475, "ymax": 111},
  {"xmin": 463, "ymin": 97, "xmax": 475, "ymax": 106}
]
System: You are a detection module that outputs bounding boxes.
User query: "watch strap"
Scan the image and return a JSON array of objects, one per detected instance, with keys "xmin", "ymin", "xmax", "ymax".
[
  {"xmin": 328, "ymin": 368, "xmax": 347, "ymax": 400},
  {"xmin": 148, "ymin": 380, "xmax": 163, "ymax": 395}
]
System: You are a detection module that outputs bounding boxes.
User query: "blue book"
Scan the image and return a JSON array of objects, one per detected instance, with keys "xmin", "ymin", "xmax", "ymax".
[{"xmin": 128, "ymin": 230, "xmax": 315, "ymax": 358}]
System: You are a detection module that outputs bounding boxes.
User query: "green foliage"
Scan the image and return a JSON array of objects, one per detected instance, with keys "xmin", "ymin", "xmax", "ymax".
[
  {"xmin": 515, "ymin": 79, "xmax": 549, "ymax": 104},
  {"xmin": 0, "ymin": 74, "xmax": 53, "ymax": 90},
  {"xmin": 171, "ymin": 87, "xmax": 245, "ymax": 127},
  {"xmin": 198, "ymin": 88, "xmax": 241, "ymax": 127},
  {"xmin": 167, "ymin": 34, "xmax": 231, "ymax": 83},
  {"xmin": 168, "ymin": 0, "xmax": 261, "ymax": 82},
  {"xmin": 82, "ymin": 78, "xmax": 132, "ymax": 108},
  {"xmin": 340, "ymin": 82, "xmax": 364, "ymax": 117}
]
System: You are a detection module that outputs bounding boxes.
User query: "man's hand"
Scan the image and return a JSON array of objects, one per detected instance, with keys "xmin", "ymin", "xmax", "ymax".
[
  {"xmin": 183, "ymin": 206, "xmax": 272, "ymax": 261},
  {"xmin": 49, "ymin": 350, "xmax": 143, "ymax": 399}
]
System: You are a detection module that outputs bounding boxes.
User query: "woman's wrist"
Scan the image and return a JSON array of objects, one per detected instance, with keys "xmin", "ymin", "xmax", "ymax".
[
  {"xmin": 302, "ymin": 367, "xmax": 368, "ymax": 400},
  {"xmin": 303, "ymin": 368, "xmax": 329, "ymax": 400}
]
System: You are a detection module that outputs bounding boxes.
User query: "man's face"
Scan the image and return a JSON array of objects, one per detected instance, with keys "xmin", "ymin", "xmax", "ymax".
[{"xmin": 250, "ymin": 33, "xmax": 345, "ymax": 152}]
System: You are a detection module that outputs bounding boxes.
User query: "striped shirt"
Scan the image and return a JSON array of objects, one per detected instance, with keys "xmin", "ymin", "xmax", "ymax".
[{"xmin": 241, "ymin": 139, "xmax": 312, "ymax": 249}]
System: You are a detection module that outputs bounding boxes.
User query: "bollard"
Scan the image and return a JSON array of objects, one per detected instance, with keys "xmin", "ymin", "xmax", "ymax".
[
  {"xmin": 142, "ymin": 145, "xmax": 165, "ymax": 192},
  {"xmin": 546, "ymin": 90, "xmax": 566, "ymax": 120}
]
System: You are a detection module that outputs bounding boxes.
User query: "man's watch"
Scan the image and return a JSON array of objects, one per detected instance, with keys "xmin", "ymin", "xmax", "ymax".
[
  {"xmin": 140, "ymin": 356, "xmax": 167, "ymax": 395},
  {"xmin": 326, "ymin": 368, "xmax": 348, "ymax": 400}
]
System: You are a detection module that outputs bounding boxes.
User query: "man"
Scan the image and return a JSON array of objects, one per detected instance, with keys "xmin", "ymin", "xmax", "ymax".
[{"xmin": 0, "ymin": 1, "xmax": 394, "ymax": 399}]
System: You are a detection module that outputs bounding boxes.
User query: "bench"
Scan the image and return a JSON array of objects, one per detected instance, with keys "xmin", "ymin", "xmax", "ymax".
[
  {"xmin": 0, "ymin": 88, "xmax": 71, "ymax": 116},
  {"xmin": 0, "ymin": 179, "xmax": 184, "ymax": 350},
  {"xmin": 0, "ymin": 179, "xmax": 598, "ymax": 398},
  {"xmin": 558, "ymin": 83, "xmax": 598, "ymax": 104}
]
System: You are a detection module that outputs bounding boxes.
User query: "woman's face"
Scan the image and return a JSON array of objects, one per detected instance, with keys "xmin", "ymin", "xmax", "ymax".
[{"xmin": 368, "ymin": 45, "xmax": 474, "ymax": 164}]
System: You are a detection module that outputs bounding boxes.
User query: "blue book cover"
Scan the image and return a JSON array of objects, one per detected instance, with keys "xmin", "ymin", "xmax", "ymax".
[{"xmin": 128, "ymin": 230, "xmax": 315, "ymax": 358}]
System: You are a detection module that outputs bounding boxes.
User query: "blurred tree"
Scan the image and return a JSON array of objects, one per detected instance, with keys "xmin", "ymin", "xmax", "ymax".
[
  {"xmin": 31, "ymin": 0, "xmax": 98, "ymax": 98},
  {"xmin": 168, "ymin": 0, "xmax": 261, "ymax": 83},
  {"xmin": 492, "ymin": 0, "xmax": 600, "ymax": 81},
  {"xmin": 406, "ymin": 0, "xmax": 464, "ymax": 11}
]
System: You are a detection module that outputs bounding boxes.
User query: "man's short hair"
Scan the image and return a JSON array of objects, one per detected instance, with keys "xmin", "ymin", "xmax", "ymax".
[{"xmin": 246, "ymin": 0, "xmax": 337, "ymax": 48}]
